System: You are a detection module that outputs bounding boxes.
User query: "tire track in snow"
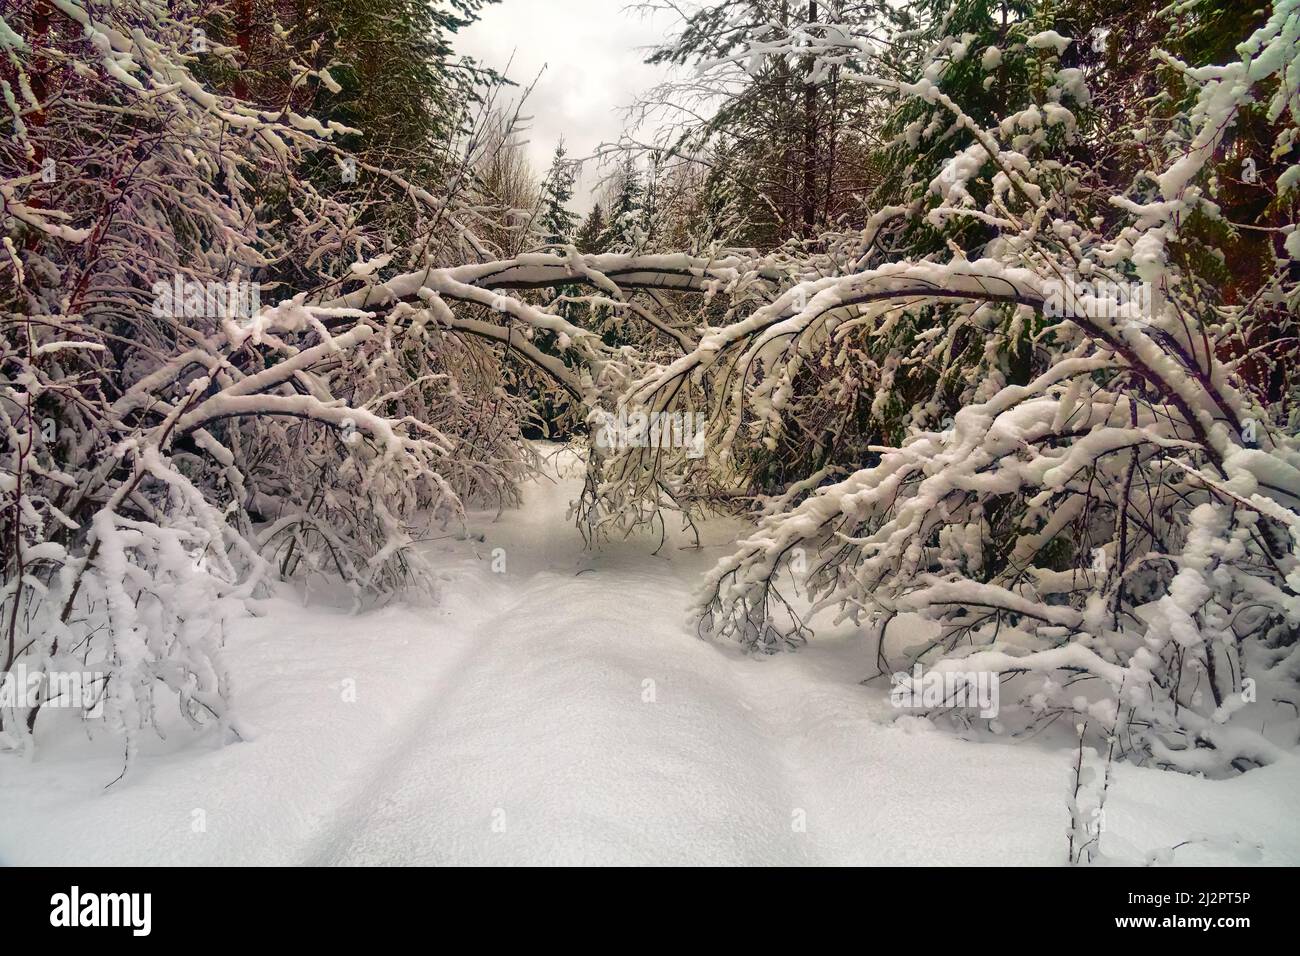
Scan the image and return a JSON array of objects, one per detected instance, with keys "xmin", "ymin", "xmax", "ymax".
[{"xmin": 309, "ymin": 566, "xmax": 823, "ymax": 865}]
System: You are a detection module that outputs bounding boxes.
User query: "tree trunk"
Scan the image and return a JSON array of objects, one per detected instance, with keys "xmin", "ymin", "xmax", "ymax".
[
  {"xmin": 234, "ymin": 0, "xmax": 253, "ymax": 99},
  {"xmin": 801, "ymin": 1, "xmax": 818, "ymax": 237}
]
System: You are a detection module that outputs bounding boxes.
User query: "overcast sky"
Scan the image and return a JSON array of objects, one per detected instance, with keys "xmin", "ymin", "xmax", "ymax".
[{"xmin": 457, "ymin": 1, "xmax": 674, "ymax": 212}]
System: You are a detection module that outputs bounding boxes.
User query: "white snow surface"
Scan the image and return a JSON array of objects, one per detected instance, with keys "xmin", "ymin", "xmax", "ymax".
[{"xmin": 2, "ymin": 447, "xmax": 1297, "ymax": 866}]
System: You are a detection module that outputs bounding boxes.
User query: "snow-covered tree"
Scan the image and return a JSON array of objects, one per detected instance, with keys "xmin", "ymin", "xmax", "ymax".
[
  {"xmin": 599, "ymin": 158, "xmax": 649, "ymax": 253},
  {"xmin": 638, "ymin": 0, "xmax": 897, "ymax": 244}
]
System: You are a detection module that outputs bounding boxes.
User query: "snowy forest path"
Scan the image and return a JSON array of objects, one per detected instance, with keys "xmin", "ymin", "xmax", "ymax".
[{"xmin": 308, "ymin": 451, "xmax": 823, "ymax": 865}]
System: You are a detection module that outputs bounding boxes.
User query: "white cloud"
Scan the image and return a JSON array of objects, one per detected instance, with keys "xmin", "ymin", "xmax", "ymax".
[{"xmin": 457, "ymin": 0, "xmax": 673, "ymax": 210}]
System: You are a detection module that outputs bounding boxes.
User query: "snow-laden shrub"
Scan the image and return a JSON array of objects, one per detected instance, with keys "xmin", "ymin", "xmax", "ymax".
[
  {"xmin": 578, "ymin": 1, "xmax": 1300, "ymax": 774},
  {"xmin": 0, "ymin": 0, "xmax": 535, "ymax": 760}
]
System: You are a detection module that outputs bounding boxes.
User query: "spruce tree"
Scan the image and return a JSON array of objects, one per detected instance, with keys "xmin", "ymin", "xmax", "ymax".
[
  {"xmin": 575, "ymin": 203, "xmax": 608, "ymax": 253},
  {"xmin": 599, "ymin": 159, "xmax": 647, "ymax": 252},
  {"xmin": 538, "ymin": 142, "xmax": 580, "ymax": 246}
]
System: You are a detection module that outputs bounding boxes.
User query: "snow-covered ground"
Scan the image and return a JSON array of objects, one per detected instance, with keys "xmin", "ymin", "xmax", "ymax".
[{"xmin": 2, "ymin": 447, "xmax": 1298, "ymax": 866}]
